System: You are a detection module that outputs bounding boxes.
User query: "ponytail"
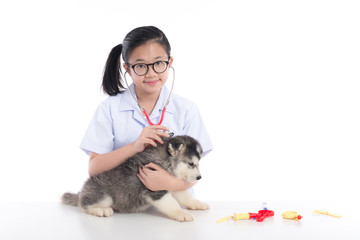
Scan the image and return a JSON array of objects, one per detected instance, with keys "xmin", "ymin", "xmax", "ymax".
[{"xmin": 102, "ymin": 44, "xmax": 125, "ymax": 96}]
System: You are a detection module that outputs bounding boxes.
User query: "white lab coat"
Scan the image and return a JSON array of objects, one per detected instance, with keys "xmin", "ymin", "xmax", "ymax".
[{"xmin": 80, "ymin": 83, "xmax": 213, "ymax": 157}]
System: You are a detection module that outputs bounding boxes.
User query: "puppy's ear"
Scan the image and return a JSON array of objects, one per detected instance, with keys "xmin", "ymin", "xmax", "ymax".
[
  {"xmin": 168, "ymin": 143, "xmax": 184, "ymax": 156},
  {"xmin": 196, "ymin": 144, "xmax": 203, "ymax": 159}
]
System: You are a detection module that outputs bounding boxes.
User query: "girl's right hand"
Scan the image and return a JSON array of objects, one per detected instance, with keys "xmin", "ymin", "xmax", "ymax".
[{"xmin": 131, "ymin": 125, "xmax": 170, "ymax": 153}]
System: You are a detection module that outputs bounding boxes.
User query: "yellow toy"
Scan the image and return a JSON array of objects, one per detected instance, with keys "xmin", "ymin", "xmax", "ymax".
[
  {"xmin": 313, "ymin": 210, "xmax": 343, "ymax": 218},
  {"xmin": 282, "ymin": 211, "xmax": 302, "ymax": 220},
  {"xmin": 216, "ymin": 216, "xmax": 234, "ymax": 223}
]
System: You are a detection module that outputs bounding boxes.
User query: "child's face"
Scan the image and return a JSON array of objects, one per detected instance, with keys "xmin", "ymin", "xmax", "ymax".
[{"xmin": 124, "ymin": 41, "xmax": 173, "ymax": 97}]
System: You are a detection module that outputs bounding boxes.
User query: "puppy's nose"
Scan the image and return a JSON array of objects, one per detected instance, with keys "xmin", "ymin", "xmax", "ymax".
[{"xmin": 196, "ymin": 175, "xmax": 202, "ymax": 180}]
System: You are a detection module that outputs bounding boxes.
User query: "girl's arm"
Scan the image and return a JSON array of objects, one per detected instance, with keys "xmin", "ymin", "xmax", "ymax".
[
  {"xmin": 88, "ymin": 143, "xmax": 137, "ymax": 176},
  {"xmin": 88, "ymin": 125, "xmax": 170, "ymax": 177},
  {"xmin": 137, "ymin": 162, "xmax": 197, "ymax": 191}
]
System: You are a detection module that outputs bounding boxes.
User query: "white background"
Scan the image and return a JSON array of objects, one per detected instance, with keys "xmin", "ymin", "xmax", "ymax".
[{"xmin": 0, "ymin": 0, "xmax": 359, "ymax": 203}]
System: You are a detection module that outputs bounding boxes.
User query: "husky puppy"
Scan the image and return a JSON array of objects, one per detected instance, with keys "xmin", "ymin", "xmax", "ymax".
[{"xmin": 62, "ymin": 135, "xmax": 209, "ymax": 222}]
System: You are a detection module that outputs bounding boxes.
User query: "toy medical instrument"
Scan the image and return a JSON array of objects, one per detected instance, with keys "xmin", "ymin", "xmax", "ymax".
[
  {"xmin": 216, "ymin": 209, "xmax": 275, "ymax": 223},
  {"xmin": 282, "ymin": 211, "xmax": 303, "ymax": 220},
  {"xmin": 313, "ymin": 210, "xmax": 343, "ymax": 218},
  {"xmin": 124, "ymin": 66, "xmax": 175, "ymax": 126}
]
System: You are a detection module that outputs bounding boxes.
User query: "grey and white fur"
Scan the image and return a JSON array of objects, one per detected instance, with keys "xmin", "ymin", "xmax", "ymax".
[{"xmin": 62, "ymin": 135, "xmax": 209, "ymax": 222}]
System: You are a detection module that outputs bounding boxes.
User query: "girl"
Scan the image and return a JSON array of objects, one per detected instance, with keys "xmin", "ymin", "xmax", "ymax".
[{"xmin": 80, "ymin": 26, "xmax": 213, "ymax": 192}]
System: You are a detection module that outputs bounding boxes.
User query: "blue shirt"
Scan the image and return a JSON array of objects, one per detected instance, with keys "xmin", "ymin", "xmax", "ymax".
[{"xmin": 80, "ymin": 84, "xmax": 213, "ymax": 157}]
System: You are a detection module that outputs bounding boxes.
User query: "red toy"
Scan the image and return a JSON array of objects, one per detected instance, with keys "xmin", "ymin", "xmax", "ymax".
[
  {"xmin": 234, "ymin": 210, "xmax": 275, "ymax": 222},
  {"xmin": 217, "ymin": 209, "xmax": 275, "ymax": 223}
]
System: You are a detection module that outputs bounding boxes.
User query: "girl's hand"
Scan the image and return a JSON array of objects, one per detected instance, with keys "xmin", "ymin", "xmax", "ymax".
[
  {"xmin": 137, "ymin": 162, "xmax": 196, "ymax": 191},
  {"xmin": 131, "ymin": 125, "xmax": 170, "ymax": 153}
]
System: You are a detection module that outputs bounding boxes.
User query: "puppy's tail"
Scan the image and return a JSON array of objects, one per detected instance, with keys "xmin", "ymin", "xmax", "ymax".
[{"xmin": 62, "ymin": 192, "xmax": 79, "ymax": 206}]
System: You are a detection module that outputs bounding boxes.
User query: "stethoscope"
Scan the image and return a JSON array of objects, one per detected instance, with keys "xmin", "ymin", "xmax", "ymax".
[{"xmin": 123, "ymin": 66, "xmax": 175, "ymax": 127}]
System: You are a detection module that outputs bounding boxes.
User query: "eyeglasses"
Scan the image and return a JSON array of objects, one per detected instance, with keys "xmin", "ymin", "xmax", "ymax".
[{"xmin": 126, "ymin": 60, "xmax": 170, "ymax": 76}]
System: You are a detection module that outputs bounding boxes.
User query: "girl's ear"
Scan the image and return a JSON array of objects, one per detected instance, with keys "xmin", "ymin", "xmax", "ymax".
[
  {"xmin": 168, "ymin": 56, "xmax": 173, "ymax": 66},
  {"xmin": 123, "ymin": 63, "xmax": 130, "ymax": 73},
  {"xmin": 123, "ymin": 63, "xmax": 134, "ymax": 79}
]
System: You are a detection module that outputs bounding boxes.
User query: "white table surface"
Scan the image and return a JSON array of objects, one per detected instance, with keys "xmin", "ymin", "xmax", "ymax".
[{"xmin": 1, "ymin": 200, "xmax": 359, "ymax": 240}]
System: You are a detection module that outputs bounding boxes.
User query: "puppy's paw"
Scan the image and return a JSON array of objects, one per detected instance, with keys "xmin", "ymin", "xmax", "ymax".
[
  {"xmin": 169, "ymin": 209, "xmax": 194, "ymax": 222},
  {"xmin": 187, "ymin": 200, "xmax": 209, "ymax": 210},
  {"xmin": 85, "ymin": 207, "xmax": 114, "ymax": 217}
]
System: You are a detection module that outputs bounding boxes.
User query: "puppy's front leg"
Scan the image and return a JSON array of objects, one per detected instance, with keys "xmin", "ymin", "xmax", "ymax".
[
  {"xmin": 151, "ymin": 192, "xmax": 194, "ymax": 222},
  {"xmin": 171, "ymin": 190, "xmax": 209, "ymax": 210}
]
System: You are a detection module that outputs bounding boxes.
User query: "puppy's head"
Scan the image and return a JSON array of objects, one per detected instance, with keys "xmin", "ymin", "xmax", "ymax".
[{"xmin": 166, "ymin": 136, "xmax": 203, "ymax": 182}]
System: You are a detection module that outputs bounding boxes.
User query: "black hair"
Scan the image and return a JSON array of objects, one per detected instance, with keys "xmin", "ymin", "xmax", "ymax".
[{"xmin": 102, "ymin": 26, "xmax": 171, "ymax": 96}]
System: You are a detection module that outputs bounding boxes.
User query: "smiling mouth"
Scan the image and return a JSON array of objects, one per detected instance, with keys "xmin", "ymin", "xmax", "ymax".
[{"xmin": 144, "ymin": 80, "xmax": 160, "ymax": 85}]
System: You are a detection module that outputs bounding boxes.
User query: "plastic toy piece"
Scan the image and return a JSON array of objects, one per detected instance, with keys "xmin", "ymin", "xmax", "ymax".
[
  {"xmin": 216, "ymin": 216, "xmax": 233, "ymax": 223},
  {"xmin": 254, "ymin": 210, "xmax": 275, "ymax": 222},
  {"xmin": 282, "ymin": 211, "xmax": 303, "ymax": 220},
  {"xmin": 313, "ymin": 210, "xmax": 343, "ymax": 218},
  {"xmin": 216, "ymin": 210, "xmax": 274, "ymax": 223},
  {"xmin": 235, "ymin": 210, "xmax": 274, "ymax": 222},
  {"xmin": 233, "ymin": 212, "xmax": 255, "ymax": 220}
]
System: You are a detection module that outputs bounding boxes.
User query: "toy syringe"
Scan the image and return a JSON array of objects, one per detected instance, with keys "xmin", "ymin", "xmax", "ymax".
[{"xmin": 216, "ymin": 203, "xmax": 274, "ymax": 223}]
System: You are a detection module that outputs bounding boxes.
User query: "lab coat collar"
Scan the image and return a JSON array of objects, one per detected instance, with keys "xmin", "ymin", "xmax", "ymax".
[{"xmin": 119, "ymin": 83, "xmax": 174, "ymax": 125}]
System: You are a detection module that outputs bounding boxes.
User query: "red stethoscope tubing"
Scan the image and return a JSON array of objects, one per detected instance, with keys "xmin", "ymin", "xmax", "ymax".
[{"xmin": 142, "ymin": 107, "xmax": 166, "ymax": 126}]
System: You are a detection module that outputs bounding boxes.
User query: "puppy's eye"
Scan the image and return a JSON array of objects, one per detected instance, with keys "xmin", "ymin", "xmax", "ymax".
[{"xmin": 188, "ymin": 163, "xmax": 194, "ymax": 167}]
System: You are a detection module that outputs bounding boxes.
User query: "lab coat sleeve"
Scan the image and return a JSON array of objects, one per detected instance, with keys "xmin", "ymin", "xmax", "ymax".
[
  {"xmin": 183, "ymin": 103, "xmax": 213, "ymax": 157},
  {"xmin": 79, "ymin": 101, "xmax": 114, "ymax": 155}
]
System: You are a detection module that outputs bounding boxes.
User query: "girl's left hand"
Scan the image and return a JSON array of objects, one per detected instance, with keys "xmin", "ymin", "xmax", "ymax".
[{"xmin": 137, "ymin": 162, "xmax": 178, "ymax": 191}]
